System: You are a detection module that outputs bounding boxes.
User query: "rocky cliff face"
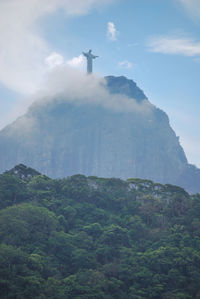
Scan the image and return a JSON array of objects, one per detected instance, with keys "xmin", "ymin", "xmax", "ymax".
[{"xmin": 0, "ymin": 75, "xmax": 199, "ymax": 193}]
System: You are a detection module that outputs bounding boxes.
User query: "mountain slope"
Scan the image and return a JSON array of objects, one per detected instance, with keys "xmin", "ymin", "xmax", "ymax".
[
  {"xmin": 0, "ymin": 165, "xmax": 200, "ymax": 298},
  {"xmin": 0, "ymin": 75, "xmax": 199, "ymax": 193}
]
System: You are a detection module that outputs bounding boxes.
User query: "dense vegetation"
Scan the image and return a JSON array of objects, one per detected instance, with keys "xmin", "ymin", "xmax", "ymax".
[{"xmin": 0, "ymin": 164, "xmax": 200, "ymax": 298}]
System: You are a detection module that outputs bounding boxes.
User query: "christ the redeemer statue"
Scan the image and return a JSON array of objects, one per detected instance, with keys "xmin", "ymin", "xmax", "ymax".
[{"xmin": 83, "ymin": 49, "xmax": 98, "ymax": 74}]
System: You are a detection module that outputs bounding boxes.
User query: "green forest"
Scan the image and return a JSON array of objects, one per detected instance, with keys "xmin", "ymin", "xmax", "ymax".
[{"xmin": 0, "ymin": 164, "xmax": 200, "ymax": 299}]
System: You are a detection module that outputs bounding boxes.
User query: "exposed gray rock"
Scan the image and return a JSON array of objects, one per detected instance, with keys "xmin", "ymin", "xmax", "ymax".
[{"xmin": 0, "ymin": 75, "xmax": 199, "ymax": 193}]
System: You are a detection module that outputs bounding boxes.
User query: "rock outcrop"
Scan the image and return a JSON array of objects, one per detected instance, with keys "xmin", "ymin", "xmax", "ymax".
[{"xmin": 0, "ymin": 75, "xmax": 199, "ymax": 193}]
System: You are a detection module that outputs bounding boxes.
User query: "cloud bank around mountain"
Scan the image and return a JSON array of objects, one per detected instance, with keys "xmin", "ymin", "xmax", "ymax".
[
  {"xmin": 0, "ymin": 0, "xmax": 114, "ymax": 95},
  {"xmin": 35, "ymin": 66, "xmax": 153, "ymax": 115}
]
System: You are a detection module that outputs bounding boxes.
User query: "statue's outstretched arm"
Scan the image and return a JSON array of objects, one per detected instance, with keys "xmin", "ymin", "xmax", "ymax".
[
  {"xmin": 93, "ymin": 55, "xmax": 99, "ymax": 59},
  {"xmin": 82, "ymin": 52, "xmax": 88, "ymax": 57}
]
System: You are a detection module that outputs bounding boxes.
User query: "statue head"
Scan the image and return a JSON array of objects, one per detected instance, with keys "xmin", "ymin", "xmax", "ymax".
[{"xmin": 89, "ymin": 49, "xmax": 92, "ymax": 53}]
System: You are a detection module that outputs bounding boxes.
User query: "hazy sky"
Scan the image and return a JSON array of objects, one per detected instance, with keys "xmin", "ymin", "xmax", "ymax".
[{"xmin": 0, "ymin": 0, "xmax": 200, "ymax": 167}]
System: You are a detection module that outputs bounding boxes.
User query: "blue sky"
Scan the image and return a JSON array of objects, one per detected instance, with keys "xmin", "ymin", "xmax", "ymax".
[{"xmin": 0, "ymin": 0, "xmax": 200, "ymax": 167}]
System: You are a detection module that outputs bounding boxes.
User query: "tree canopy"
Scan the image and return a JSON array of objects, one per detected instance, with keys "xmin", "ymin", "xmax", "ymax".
[{"xmin": 0, "ymin": 165, "xmax": 200, "ymax": 298}]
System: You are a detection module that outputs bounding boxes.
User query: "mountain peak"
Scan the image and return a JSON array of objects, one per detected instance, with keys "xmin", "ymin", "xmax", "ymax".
[
  {"xmin": 0, "ymin": 75, "xmax": 199, "ymax": 193},
  {"xmin": 105, "ymin": 75, "xmax": 147, "ymax": 102}
]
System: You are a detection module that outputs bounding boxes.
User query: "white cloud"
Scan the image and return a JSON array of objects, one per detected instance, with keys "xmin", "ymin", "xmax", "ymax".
[
  {"xmin": 0, "ymin": 0, "xmax": 113, "ymax": 95},
  {"xmin": 0, "ymin": 66, "xmax": 152, "ymax": 130},
  {"xmin": 45, "ymin": 52, "xmax": 65, "ymax": 69},
  {"xmin": 148, "ymin": 36, "xmax": 200, "ymax": 56},
  {"xmin": 118, "ymin": 60, "xmax": 133, "ymax": 69},
  {"xmin": 46, "ymin": 53, "xmax": 85, "ymax": 70},
  {"xmin": 177, "ymin": 0, "xmax": 200, "ymax": 18},
  {"xmin": 107, "ymin": 22, "xmax": 118, "ymax": 41},
  {"xmin": 0, "ymin": 53, "xmax": 86, "ymax": 129},
  {"xmin": 36, "ymin": 67, "xmax": 152, "ymax": 115},
  {"xmin": 67, "ymin": 54, "xmax": 85, "ymax": 69}
]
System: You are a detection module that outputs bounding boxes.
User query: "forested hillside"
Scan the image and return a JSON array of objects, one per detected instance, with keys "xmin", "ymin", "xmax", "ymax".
[{"xmin": 1, "ymin": 164, "xmax": 200, "ymax": 298}]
